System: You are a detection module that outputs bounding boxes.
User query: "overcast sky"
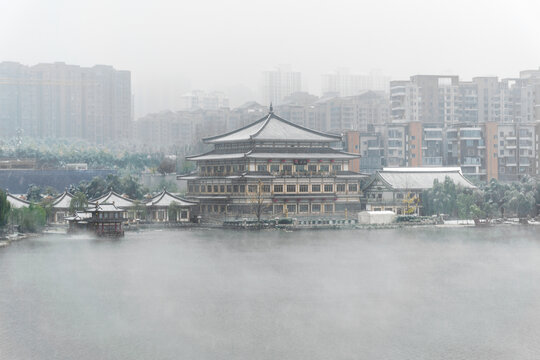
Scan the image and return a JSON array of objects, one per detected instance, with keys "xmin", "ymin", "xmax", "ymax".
[{"xmin": 1, "ymin": 0, "xmax": 539, "ymax": 115}]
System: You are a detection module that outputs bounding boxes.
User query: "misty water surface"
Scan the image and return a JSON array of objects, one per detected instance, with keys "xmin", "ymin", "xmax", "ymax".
[{"xmin": 1, "ymin": 227, "xmax": 539, "ymax": 360}]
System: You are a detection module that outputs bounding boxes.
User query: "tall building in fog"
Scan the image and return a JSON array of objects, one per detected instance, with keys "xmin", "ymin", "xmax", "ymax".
[
  {"xmin": 261, "ymin": 65, "xmax": 301, "ymax": 106},
  {"xmin": 179, "ymin": 90, "xmax": 229, "ymax": 110},
  {"xmin": 322, "ymin": 68, "xmax": 390, "ymax": 97},
  {"xmin": 0, "ymin": 61, "xmax": 131, "ymax": 144}
]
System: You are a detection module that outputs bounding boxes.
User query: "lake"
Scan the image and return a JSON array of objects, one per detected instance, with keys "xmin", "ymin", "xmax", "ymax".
[{"xmin": 1, "ymin": 227, "xmax": 539, "ymax": 359}]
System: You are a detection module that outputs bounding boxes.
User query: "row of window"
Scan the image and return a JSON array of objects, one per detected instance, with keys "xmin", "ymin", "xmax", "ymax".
[
  {"xmin": 199, "ymin": 164, "xmax": 342, "ymax": 174},
  {"xmin": 189, "ymin": 183, "xmax": 359, "ymax": 194},
  {"xmin": 273, "ymin": 203, "xmax": 334, "ymax": 214}
]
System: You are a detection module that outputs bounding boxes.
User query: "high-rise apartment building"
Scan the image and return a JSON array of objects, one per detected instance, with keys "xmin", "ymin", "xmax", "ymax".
[
  {"xmin": 179, "ymin": 90, "xmax": 229, "ymax": 110},
  {"xmin": 0, "ymin": 62, "xmax": 131, "ymax": 144},
  {"xmin": 322, "ymin": 68, "xmax": 390, "ymax": 97},
  {"xmin": 261, "ymin": 65, "xmax": 301, "ymax": 106}
]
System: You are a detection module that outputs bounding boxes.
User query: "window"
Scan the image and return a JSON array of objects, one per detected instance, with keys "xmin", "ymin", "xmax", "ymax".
[
  {"xmin": 324, "ymin": 184, "xmax": 333, "ymax": 192},
  {"xmin": 296, "ymin": 165, "xmax": 306, "ymax": 172},
  {"xmin": 270, "ymin": 164, "xmax": 280, "ymax": 173},
  {"xmin": 283, "ymin": 164, "xmax": 292, "ymax": 173},
  {"xmin": 213, "ymin": 185, "xmax": 218, "ymax": 193},
  {"xmin": 201, "ymin": 166, "xmax": 206, "ymax": 173},
  {"xmin": 336, "ymin": 184, "xmax": 346, "ymax": 192},
  {"xmin": 287, "ymin": 185, "xmax": 296, "ymax": 192},
  {"xmin": 248, "ymin": 185, "xmax": 257, "ymax": 193},
  {"xmin": 257, "ymin": 164, "xmax": 267, "ymax": 172},
  {"xmin": 233, "ymin": 185, "xmax": 239, "ymax": 193},
  {"xmin": 311, "ymin": 204, "xmax": 321, "ymax": 213},
  {"xmin": 207, "ymin": 185, "xmax": 212, "ymax": 192},
  {"xmin": 273, "ymin": 204, "xmax": 283, "ymax": 214},
  {"xmin": 180, "ymin": 211, "xmax": 188, "ymax": 219},
  {"xmin": 308, "ymin": 165, "xmax": 317, "ymax": 172},
  {"xmin": 226, "ymin": 165, "xmax": 231, "ymax": 173},
  {"xmin": 226, "ymin": 185, "xmax": 232, "ymax": 193},
  {"xmin": 201, "ymin": 185, "xmax": 206, "ymax": 193},
  {"xmin": 348, "ymin": 184, "xmax": 358, "ymax": 192},
  {"xmin": 213, "ymin": 205, "xmax": 219, "ymax": 212},
  {"xmin": 286, "ymin": 204, "xmax": 296, "ymax": 213},
  {"xmin": 189, "ymin": 185, "xmax": 193, "ymax": 193},
  {"xmin": 320, "ymin": 165, "xmax": 329, "ymax": 172},
  {"xmin": 299, "ymin": 204, "xmax": 309, "ymax": 213},
  {"xmin": 262, "ymin": 185, "xmax": 270, "ymax": 192},
  {"xmin": 311, "ymin": 184, "xmax": 321, "ymax": 192},
  {"xmin": 324, "ymin": 204, "xmax": 334, "ymax": 213},
  {"xmin": 220, "ymin": 185, "xmax": 225, "ymax": 193},
  {"xmin": 332, "ymin": 165, "xmax": 342, "ymax": 171},
  {"xmin": 274, "ymin": 185, "xmax": 283, "ymax": 192},
  {"xmin": 299, "ymin": 184, "xmax": 309, "ymax": 192},
  {"xmin": 396, "ymin": 193, "xmax": 404, "ymax": 199},
  {"xmin": 239, "ymin": 185, "xmax": 245, "ymax": 193}
]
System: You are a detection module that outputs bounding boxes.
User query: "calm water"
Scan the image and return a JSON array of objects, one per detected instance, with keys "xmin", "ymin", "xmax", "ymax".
[{"xmin": 1, "ymin": 227, "xmax": 540, "ymax": 360}]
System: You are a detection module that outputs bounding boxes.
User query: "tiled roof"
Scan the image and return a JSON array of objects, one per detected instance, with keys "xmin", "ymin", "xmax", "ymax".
[
  {"xmin": 145, "ymin": 190, "xmax": 198, "ymax": 207},
  {"xmin": 91, "ymin": 191, "xmax": 136, "ymax": 208},
  {"xmin": 203, "ymin": 112, "xmax": 341, "ymax": 143},
  {"xmin": 187, "ymin": 147, "xmax": 359, "ymax": 161},
  {"xmin": 369, "ymin": 167, "xmax": 476, "ymax": 190},
  {"xmin": 6, "ymin": 193, "xmax": 31, "ymax": 208},
  {"xmin": 52, "ymin": 191, "xmax": 74, "ymax": 209}
]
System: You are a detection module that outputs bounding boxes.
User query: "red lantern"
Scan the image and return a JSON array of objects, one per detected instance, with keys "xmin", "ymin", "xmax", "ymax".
[
  {"xmin": 306, "ymin": 159, "xmax": 310, "ymax": 163},
  {"xmin": 318, "ymin": 159, "xmax": 323, "ymax": 162},
  {"xmin": 284, "ymin": 199, "xmax": 288, "ymax": 203},
  {"xmin": 331, "ymin": 159, "xmax": 335, "ymax": 163},
  {"xmin": 268, "ymin": 159, "xmax": 272, "ymax": 162},
  {"xmin": 281, "ymin": 159, "xmax": 286, "ymax": 163}
]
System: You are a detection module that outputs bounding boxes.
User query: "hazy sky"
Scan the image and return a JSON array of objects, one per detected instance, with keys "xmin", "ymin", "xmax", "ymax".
[{"xmin": 1, "ymin": 0, "xmax": 539, "ymax": 115}]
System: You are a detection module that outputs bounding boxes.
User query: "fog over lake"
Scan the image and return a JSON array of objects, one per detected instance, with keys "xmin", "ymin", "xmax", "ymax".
[{"xmin": 1, "ymin": 227, "xmax": 540, "ymax": 359}]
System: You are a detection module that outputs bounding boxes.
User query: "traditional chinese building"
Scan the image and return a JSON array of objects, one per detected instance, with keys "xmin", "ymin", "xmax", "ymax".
[
  {"xmin": 50, "ymin": 191, "xmax": 75, "ymax": 224},
  {"xmin": 362, "ymin": 167, "xmax": 476, "ymax": 215},
  {"xmin": 180, "ymin": 108, "xmax": 366, "ymax": 217},
  {"xmin": 145, "ymin": 190, "xmax": 197, "ymax": 222},
  {"xmin": 91, "ymin": 191, "xmax": 138, "ymax": 221}
]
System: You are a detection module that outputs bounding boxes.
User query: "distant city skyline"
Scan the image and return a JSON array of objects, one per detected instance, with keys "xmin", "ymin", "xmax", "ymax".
[{"xmin": 2, "ymin": 0, "xmax": 539, "ymax": 116}]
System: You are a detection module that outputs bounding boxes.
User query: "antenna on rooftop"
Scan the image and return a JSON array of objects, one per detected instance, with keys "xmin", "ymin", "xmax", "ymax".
[{"xmin": 269, "ymin": 102, "xmax": 273, "ymax": 113}]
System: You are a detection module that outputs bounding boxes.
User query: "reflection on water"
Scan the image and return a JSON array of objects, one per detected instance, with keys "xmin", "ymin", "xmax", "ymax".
[{"xmin": 1, "ymin": 227, "xmax": 540, "ymax": 359}]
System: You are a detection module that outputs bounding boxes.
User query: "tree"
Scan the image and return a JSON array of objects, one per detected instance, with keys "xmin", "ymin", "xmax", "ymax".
[
  {"xmin": 121, "ymin": 174, "xmax": 145, "ymax": 199},
  {"xmin": 26, "ymin": 184, "xmax": 42, "ymax": 202},
  {"xmin": 69, "ymin": 191, "xmax": 88, "ymax": 214},
  {"xmin": 10, "ymin": 205, "xmax": 47, "ymax": 233},
  {"xmin": 0, "ymin": 189, "xmax": 11, "ymax": 227},
  {"xmin": 402, "ymin": 192, "xmax": 419, "ymax": 215},
  {"xmin": 168, "ymin": 201, "xmax": 181, "ymax": 222},
  {"xmin": 249, "ymin": 180, "xmax": 269, "ymax": 222},
  {"xmin": 157, "ymin": 158, "xmax": 176, "ymax": 175},
  {"xmin": 84, "ymin": 176, "xmax": 108, "ymax": 199}
]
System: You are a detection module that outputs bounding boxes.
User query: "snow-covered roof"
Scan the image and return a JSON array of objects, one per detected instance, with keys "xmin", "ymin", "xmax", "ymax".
[
  {"xmin": 92, "ymin": 191, "xmax": 136, "ymax": 208},
  {"xmin": 186, "ymin": 152, "xmax": 246, "ymax": 161},
  {"xmin": 203, "ymin": 112, "xmax": 341, "ymax": 143},
  {"xmin": 247, "ymin": 152, "xmax": 358, "ymax": 160},
  {"xmin": 187, "ymin": 147, "xmax": 359, "ymax": 161},
  {"xmin": 87, "ymin": 203, "xmax": 123, "ymax": 212},
  {"xmin": 6, "ymin": 193, "xmax": 31, "ymax": 209},
  {"xmin": 145, "ymin": 190, "xmax": 198, "ymax": 207},
  {"xmin": 52, "ymin": 191, "xmax": 74, "ymax": 209},
  {"xmin": 371, "ymin": 167, "xmax": 476, "ymax": 190}
]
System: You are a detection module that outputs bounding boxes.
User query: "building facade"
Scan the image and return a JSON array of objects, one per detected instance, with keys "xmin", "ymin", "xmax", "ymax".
[
  {"xmin": 0, "ymin": 61, "xmax": 131, "ymax": 144},
  {"xmin": 180, "ymin": 109, "xmax": 367, "ymax": 218},
  {"xmin": 261, "ymin": 65, "xmax": 302, "ymax": 106}
]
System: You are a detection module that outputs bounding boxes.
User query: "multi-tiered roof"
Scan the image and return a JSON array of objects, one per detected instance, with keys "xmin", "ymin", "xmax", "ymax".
[{"xmin": 187, "ymin": 111, "xmax": 359, "ymax": 162}]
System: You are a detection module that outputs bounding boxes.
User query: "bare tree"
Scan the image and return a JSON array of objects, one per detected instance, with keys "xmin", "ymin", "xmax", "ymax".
[{"xmin": 250, "ymin": 180, "xmax": 269, "ymax": 223}]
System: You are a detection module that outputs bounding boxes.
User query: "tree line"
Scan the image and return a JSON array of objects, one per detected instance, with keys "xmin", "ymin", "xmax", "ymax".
[{"xmin": 422, "ymin": 176, "xmax": 540, "ymax": 219}]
